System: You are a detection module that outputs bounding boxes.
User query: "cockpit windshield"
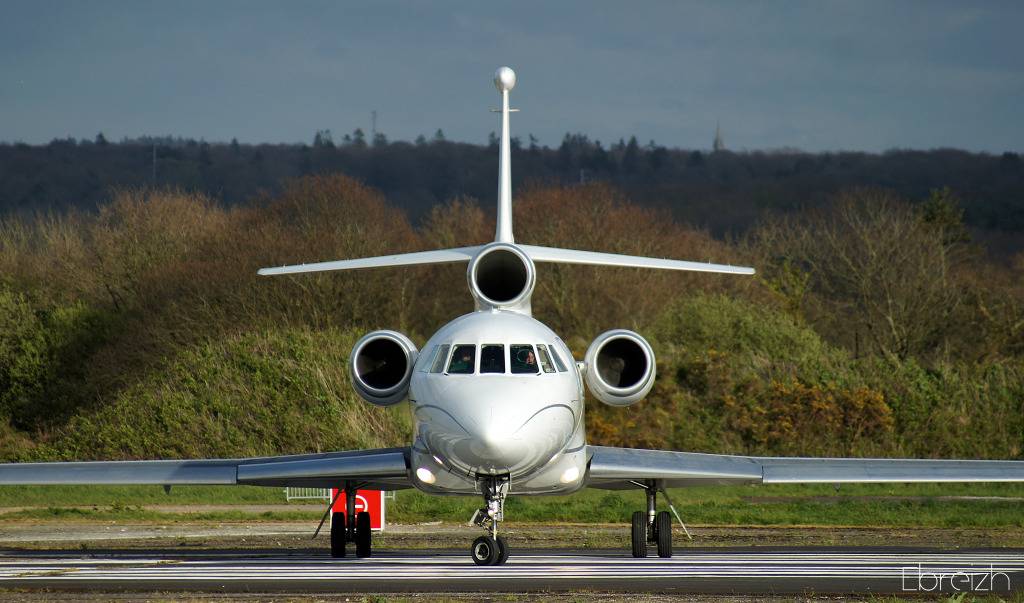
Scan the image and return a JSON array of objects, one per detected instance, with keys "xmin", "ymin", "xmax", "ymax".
[
  {"xmin": 510, "ymin": 344, "xmax": 538, "ymax": 374},
  {"xmin": 428, "ymin": 342, "xmax": 567, "ymax": 376},
  {"xmin": 480, "ymin": 344, "xmax": 505, "ymax": 373},
  {"xmin": 447, "ymin": 344, "xmax": 475, "ymax": 374}
]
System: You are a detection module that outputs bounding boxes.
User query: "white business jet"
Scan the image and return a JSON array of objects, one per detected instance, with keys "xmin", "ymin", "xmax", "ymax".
[{"xmin": 2, "ymin": 67, "xmax": 1024, "ymax": 566}]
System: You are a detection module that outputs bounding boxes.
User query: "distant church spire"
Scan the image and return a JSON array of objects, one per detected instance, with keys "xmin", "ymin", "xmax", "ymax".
[{"xmin": 713, "ymin": 120, "xmax": 725, "ymax": 152}]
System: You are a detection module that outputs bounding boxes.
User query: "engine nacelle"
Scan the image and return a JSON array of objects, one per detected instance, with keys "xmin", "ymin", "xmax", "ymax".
[
  {"xmin": 349, "ymin": 330, "xmax": 419, "ymax": 407},
  {"xmin": 467, "ymin": 243, "xmax": 536, "ymax": 314},
  {"xmin": 583, "ymin": 329, "xmax": 656, "ymax": 407}
]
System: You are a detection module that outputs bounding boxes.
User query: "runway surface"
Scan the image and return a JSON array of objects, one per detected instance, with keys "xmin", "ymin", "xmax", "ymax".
[{"xmin": 1, "ymin": 549, "xmax": 1022, "ymax": 594}]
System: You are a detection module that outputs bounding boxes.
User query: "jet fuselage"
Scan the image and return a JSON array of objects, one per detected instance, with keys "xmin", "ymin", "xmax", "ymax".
[{"xmin": 408, "ymin": 311, "xmax": 588, "ymax": 495}]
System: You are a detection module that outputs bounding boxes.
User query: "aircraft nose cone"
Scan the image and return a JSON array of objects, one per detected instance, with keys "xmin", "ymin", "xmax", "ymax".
[
  {"xmin": 415, "ymin": 380, "xmax": 577, "ymax": 478},
  {"xmin": 456, "ymin": 403, "xmax": 574, "ymax": 476},
  {"xmin": 466, "ymin": 417, "xmax": 521, "ymax": 470}
]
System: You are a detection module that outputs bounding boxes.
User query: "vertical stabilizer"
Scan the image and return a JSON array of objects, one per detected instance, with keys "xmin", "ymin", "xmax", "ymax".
[{"xmin": 494, "ymin": 66, "xmax": 516, "ymax": 243}]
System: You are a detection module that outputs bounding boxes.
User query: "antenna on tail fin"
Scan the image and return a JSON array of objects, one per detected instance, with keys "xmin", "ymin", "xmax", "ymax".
[{"xmin": 494, "ymin": 66, "xmax": 517, "ymax": 243}]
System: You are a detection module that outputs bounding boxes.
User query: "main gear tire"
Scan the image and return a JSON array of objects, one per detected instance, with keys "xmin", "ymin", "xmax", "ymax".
[
  {"xmin": 655, "ymin": 510, "xmax": 673, "ymax": 558},
  {"xmin": 631, "ymin": 510, "xmax": 648, "ymax": 558},
  {"xmin": 355, "ymin": 511, "xmax": 372, "ymax": 558},
  {"xmin": 330, "ymin": 512, "xmax": 346, "ymax": 558}
]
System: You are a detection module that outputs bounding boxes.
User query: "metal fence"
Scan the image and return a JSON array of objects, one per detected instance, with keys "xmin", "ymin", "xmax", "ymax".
[
  {"xmin": 284, "ymin": 487, "xmax": 398, "ymax": 503},
  {"xmin": 284, "ymin": 487, "xmax": 331, "ymax": 502}
]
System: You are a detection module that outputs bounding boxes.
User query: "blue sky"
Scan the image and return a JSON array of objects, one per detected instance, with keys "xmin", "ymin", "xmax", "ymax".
[{"xmin": 1, "ymin": 1, "xmax": 1021, "ymax": 151}]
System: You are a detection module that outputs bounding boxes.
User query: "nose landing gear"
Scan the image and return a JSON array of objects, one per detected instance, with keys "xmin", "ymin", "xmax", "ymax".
[{"xmin": 470, "ymin": 477, "xmax": 510, "ymax": 565}]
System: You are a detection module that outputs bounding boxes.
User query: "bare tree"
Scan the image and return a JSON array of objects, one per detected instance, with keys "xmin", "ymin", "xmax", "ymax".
[{"xmin": 752, "ymin": 189, "xmax": 971, "ymax": 360}]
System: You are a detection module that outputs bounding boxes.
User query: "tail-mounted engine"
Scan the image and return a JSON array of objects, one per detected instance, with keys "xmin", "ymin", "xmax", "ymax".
[
  {"xmin": 349, "ymin": 330, "xmax": 419, "ymax": 406},
  {"xmin": 467, "ymin": 243, "xmax": 536, "ymax": 314},
  {"xmin": 583, "ymin": 329, "xmax": 656, "ymax": 407}
]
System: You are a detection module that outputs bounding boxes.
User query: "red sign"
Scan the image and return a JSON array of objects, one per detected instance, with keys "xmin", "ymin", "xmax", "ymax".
[{"xmin": 330, "ymin": 489, "xmax": 385, "ymax": 531}]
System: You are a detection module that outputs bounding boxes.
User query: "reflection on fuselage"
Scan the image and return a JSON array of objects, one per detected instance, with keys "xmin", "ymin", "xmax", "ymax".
[{"xmin": 408, "ymin": 312, "xmax": 585, "ymax": 494}]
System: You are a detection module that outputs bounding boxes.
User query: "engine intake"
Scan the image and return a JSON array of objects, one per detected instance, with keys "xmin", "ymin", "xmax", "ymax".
[
  {"xmin": 349, "ymin": 330, "xmax": 418, "ymax": 407},
  {"xmin": 467, "ymin": 243, "xmax": 536, "ymax": 313},
  {"xmin": 583, "ymin": 329, "xmax": 656, "ymax": 407}
]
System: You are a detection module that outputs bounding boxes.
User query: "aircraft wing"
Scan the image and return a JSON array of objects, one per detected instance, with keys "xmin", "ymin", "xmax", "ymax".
[
  {"xmin": 0, "ymin": 447, "xmax": 412, "ymax": 491},
  {"xmin": 585, "ymin": 446, "xmax": 1024, "ymax": 489}
]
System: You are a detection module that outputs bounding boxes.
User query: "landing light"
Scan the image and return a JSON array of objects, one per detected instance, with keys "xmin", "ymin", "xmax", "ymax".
[
  {"xmin": 416, "ymin": 467, "xmax": 436, "ymax": 484},
  {"xmin": 559, "ymin": 466, "xmax": 580, "ymax": 484}
]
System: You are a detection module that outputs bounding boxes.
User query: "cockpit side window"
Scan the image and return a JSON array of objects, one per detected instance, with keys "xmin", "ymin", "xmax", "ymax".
[
  {"xmin": 447, "ymin": 344, "xmax": 476, "ymax": 374},
  {"xmin": 510, "ymin": 344, "xmax": 538, "ymax": 374},
  {"xmin": 480, "ymin": 344, "xmax": 505, "ymax": 374},
  {"xmin": 430, "ymin": 344, "xmax": 451, "ymax": 373},
  {"xmin": 535, "ymin": 344, "xmax": 556, "ymax": 373},
  {"xmin": 418, "ymin": 345, "xmax": 438, "ymax": 372},
  {"xmin": 548, "ymin": 344, "xmax": 569, "ymax": 372}
]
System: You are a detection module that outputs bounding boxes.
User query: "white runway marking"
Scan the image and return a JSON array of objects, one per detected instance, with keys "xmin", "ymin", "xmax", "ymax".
[{"xmin": 0, "ymin": 551, "xmax": 1022, "ymax": 584}]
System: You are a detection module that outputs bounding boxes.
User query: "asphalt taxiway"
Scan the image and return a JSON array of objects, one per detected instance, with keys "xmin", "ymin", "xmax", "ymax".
[{"xmin": 0, "ymin": 548, "xmax": 1021, "ymax": 595}]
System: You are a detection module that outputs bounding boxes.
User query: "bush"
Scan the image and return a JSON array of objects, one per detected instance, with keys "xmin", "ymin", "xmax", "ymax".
[
  {"xmin": 37, "ymin": 327, "xmax": 410, "ymax": 460},
  {"xmin": 0, "ymin": 287, "xmax": 48, "ymax": 423},
  {"xmin": 585, "ymin": 293, "xmax": 1024, "ymax": 459}
]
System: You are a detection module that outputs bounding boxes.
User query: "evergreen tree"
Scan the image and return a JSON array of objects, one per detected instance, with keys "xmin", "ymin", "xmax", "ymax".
[
  {"xmin": 622, "ymin": 136, "xmax": 640, "ymax": 173},
  {"xmin": 313, "ymin": 129, "xmax": 335, "ymax": 148},
  {"xmin": 352, "ymin": 128, "xmax": 366, "ymax": 148}
]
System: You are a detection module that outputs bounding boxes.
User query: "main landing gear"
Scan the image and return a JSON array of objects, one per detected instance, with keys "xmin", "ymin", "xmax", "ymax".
[
  {"xmin": 330, "ymin": 482, "xmax": 372, "ymax": 558},
  {"xmin": 629, "ymin": 480, "xmax": 690, "ymax": 558},
  {"xmin": 469, "ymin": 477, "xmax": 510, "ymax": 565}
]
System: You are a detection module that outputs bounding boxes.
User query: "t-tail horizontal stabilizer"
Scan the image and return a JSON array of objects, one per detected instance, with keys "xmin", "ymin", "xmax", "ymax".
[
  {"xmin": 258, "ymin": 245, "xmax": 754, "ymax": 277},
  {"xmin": 521, "ymin": 245, "xmax": 755, "ymax": 276},
  {"xmin": 257, "ymin": 246, "xmax": 483, "ymax": 276}
]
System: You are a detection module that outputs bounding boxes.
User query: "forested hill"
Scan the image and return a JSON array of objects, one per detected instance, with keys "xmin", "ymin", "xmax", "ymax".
[{"xmin": 3, "ymin": 135, "xmax": 1023, "ymax": 252}]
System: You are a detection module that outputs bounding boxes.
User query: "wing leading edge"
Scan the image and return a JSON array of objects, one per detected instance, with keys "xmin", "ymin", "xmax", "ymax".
[
  {"xmin": 0, "ymin": 447, "xmax": 411, "ymax": 490},
  {"xmin": 586, "ymin": 445, "xmax": 1024, "ymax": 489}
]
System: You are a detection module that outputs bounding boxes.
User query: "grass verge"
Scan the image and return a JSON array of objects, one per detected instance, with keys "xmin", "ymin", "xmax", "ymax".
[{"xmin": 0, "ymin": 482, "xmax": 1021, "ymax": 527}]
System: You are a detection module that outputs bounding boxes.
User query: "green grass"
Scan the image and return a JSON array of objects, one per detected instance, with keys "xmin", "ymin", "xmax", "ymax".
[
  {"xmin": 0, "ymin": 484, "xmax": 287, "ymax": 506},
  {"xmin": 0, "ymin": 506, "xmax": 321, "ymax": 522},
  {"xmin": 389, "ymin": 483, "xmax": 1024, "ymax": 528},
  {"xmin": 1, "ymin": 482, "xmax": 1022, "ymax": 527}
]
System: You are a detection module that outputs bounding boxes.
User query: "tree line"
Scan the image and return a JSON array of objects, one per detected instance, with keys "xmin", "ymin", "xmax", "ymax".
[{"xmin": 2, "ymin": 133, "xmax": 1023, "ymax": 255}]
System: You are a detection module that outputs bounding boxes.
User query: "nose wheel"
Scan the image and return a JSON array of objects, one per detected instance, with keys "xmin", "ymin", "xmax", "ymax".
[
  {"xmin": 471, "ymin": 535, "xmax": 509, "ymax": 565},
  {"xmin": 470, "ymin": 477, "xmax": 510, "ymax": 565}
]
